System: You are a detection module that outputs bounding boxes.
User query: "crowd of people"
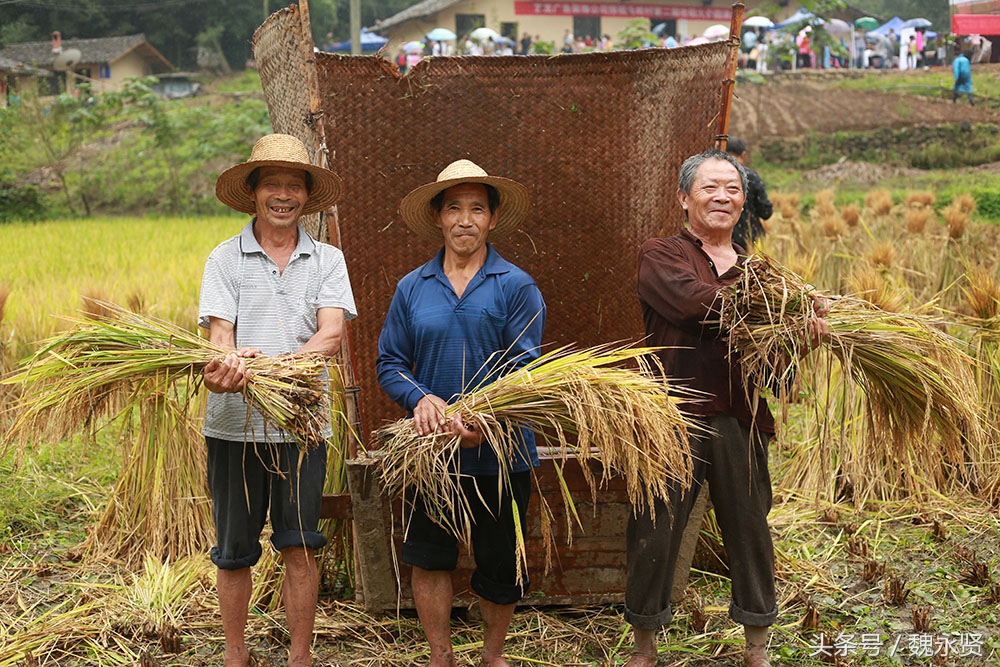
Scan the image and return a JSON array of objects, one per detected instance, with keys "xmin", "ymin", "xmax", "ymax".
[{"xmin": 198, "ymin": 128, "xmax": 803, "ymax": 667}]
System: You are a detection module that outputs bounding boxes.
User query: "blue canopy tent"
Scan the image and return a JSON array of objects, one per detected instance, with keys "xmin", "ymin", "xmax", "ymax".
[
  {"xmin": 773, "ymin": 9, "xmax": 817, "ymax": 30},
  {"xmin": 870, "ymin": 17, "xmax": 904, "ymax": 37},
  {"xmin": 327, "ymin": 28, "xmax": 389, "ymax": 52}
]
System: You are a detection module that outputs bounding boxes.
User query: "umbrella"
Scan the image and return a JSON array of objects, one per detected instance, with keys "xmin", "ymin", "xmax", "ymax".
[
  {"xmin": 470, "ymin": 27, "xmax": 500, "ymax": 41},
  {"xmin": 426, "ymin": 28, "xmax": 457, "ymax": 41},
  {"xmin": 403, "ymin": 40, "xmax": 424, "ymax": 52},
  {"xmin": 327, "ymin": 28, "xmax": 389, "ymax": 53},
  {"xmin": 652, "ymin": 22, "xmax": 669, "ymax": 36},
  {"xmin": 744, "ymin": 16, "xmax": 774, "ymax": 29},
  {"xmin": 825, "ymin": 18, "xmax": 851, "ymax": 36},
  {"xmin": 494, "ymin": 35, "xmax": 516, "ymax": 46},
  {"xmin": 855, "ymin": 16, "xmax": 879, "ymax": 31},
  {"xmin": 687, "ymin": 36, "xmax": 710, "ymax": 46},
  {"xmin": 902, "ymin": 18, "xmax": 932, "ymax": 30},
  {"xmin": 703, "ymin": 24, "xmax": 730, "ymax": 40}
]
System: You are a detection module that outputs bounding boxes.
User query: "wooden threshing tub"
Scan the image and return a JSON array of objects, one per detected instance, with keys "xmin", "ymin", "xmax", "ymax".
[{"xmin": 252, "ymin": 1, "xmax": 742, "ymax": 613}]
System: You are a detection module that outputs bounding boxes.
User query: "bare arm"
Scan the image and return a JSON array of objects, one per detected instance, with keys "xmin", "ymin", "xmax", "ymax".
[{"xmin": 298, "ymin": 307, "xmax": 346, "ymax": 358}]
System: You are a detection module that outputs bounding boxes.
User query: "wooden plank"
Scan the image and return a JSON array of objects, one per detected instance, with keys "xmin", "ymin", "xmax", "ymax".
[
  {"xmin": 320, "ymin": 493, "xmax": 352, "ymax": 520},
  {"xmin": 347, "ymin": 451, "xmax": 633, "ymax": 611}
]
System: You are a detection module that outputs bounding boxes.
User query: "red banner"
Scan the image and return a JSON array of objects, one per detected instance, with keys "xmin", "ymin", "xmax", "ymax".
[{"xmin": 513, "ymin": 1, "xmax": 732, "ymax": 21}]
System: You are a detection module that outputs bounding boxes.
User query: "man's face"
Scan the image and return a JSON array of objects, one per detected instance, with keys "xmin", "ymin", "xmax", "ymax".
[
  {"xmin": 252, "ymin": 166, "xmax": 309, "ymax": 230},
  {"xmin": 434, "ymin": 182, "xmax": 498, "ymax": 258},
  {"xmin": 677, "ymin": 159, "xmax": 744, "ymax": 237}
]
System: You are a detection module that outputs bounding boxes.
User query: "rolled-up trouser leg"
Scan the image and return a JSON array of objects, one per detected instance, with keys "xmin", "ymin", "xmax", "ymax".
[
  {"xmin": 704, "ymin": 415, "xmax": 778, "ymax": 627},
  {"xmin": 624, "ymin": 439, "xmax": 709, "ymax": 630}
]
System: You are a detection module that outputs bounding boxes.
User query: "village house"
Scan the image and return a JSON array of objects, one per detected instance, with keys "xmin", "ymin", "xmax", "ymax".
[
  {"xmin": 0, "ymin": 32, "xmax": 173, "ymax": 106},
  {"xmin": 372, "ymin": 0, "xmax": 804, "ymax": 55}
]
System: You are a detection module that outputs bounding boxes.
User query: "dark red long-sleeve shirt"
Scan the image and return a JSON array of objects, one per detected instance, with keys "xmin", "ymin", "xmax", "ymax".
[{"xmin": 637, "ymin": 228, "xmax": 775, "ymax": 434}]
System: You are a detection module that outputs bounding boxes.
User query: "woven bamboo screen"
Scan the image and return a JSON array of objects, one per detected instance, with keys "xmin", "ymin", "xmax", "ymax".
[{"xmin": 253, "ymin": 7, "xmax": 732, "ymax": 437}]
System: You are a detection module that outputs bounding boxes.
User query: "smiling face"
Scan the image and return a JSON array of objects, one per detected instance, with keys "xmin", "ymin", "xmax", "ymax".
[
  {"xmin": 677, "ymin": 158, "xmax": 745, "ymax": 243},
  {"xmin": 251, "ymin": 166, "xmax": 309, "ymax": 230},
  {"xmin": 433, "ymin": 182, "xmax": 498, "ymax": 260}
]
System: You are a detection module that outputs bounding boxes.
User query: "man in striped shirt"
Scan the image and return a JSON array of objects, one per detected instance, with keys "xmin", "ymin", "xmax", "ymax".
[{"xmin": 199, "ymin": 134, "xmax": 357, "ymax": 667}]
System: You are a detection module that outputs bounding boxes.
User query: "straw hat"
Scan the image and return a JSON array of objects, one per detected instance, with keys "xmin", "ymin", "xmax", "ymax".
[
  {"xmin": 398, "ymin": 160, "xmax": 530, "ymax": 240},
  {"xmin": 215, "ymin": 133, "xmax": 344, "ymax": 215}
]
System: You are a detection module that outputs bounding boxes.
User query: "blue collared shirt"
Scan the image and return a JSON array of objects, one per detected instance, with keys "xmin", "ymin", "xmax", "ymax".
[{"xmin": 376, "ymin": 244, "xmax": 546, "ymax": 474}]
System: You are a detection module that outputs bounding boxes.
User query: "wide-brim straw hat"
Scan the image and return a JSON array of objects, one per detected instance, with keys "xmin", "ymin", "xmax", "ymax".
[
  {"xmin": 215, "ymin": 133, "xmax": 344, "ymax": 215},
  {"xmin": 399, "ymin": 159, "xmax": 530, "ymax": 240}
]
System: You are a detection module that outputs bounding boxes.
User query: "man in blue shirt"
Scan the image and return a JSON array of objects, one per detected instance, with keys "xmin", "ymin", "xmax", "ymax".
[{"xmin": 377, "ymin": 159, "xmax": 545, "ymax": 667}]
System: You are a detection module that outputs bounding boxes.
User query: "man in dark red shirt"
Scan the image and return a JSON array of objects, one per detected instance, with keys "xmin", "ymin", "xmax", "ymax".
[{"xmin": 623, "ymin": 149, "xmax": 826, "ymax": 667}]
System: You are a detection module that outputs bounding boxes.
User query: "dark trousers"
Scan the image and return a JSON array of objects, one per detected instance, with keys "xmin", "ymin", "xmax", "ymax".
[{"xmin": 624, "ymin": 415, "xmax": 778, "ymax": 629}]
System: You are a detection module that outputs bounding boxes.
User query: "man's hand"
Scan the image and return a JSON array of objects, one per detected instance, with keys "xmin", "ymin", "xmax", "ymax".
[
  {"xmin": 804, "ymin": 294, "xmax": 830, "ymax": 351},
  {"xmin": 413, "ymin": 394, "xmax": 450, "ymax": 436},
  {"xmin": 449, "ymin": 414, "xmax": 485, "ymax": 449},
  {"xmin": 203, "ymin": 347, "xmax": 262, "ymax": 393}
]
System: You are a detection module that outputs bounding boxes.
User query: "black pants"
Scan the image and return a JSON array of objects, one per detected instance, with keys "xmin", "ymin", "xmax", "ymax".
[{"xmin": 624, "ymin": 415, "xmax": 778, "ymax": 629}]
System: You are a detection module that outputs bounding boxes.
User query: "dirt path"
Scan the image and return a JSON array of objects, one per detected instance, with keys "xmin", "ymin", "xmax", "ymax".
[{"xmin": 728, "ymin": 69, "xmax": 1000, "ymax": 145}]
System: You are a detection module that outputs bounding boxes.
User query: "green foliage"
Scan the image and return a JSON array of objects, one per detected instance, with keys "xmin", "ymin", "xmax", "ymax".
[
  {"xmin": 970, "ymin": 188, "xmax": 1000, "ymax": 221},
  {"xmin": 2, "ymin": 76, "xmax": 270, "ymax": 219},
  {"xmin": 615, "ymin": 19, "xmax": 658, "ymax": 50},
  {"xmin": 0, "ymin": 169, "xmax": 47, "ymax": 223},
  {"xmin": 532, "ymin": 40, "xmax": 555, "ymax": 55}
]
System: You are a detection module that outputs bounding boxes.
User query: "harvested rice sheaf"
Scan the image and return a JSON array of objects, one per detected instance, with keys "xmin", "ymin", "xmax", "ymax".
[
  {"xmin": 1, "ymin": 300, "xmax": 333, "ymax": 450},
  {"xmin": 718, "ymin": 254, "xmax": 981, "ymax": 451},
  {"xmin": 369, "ymin": 343, "xmax": 697, "ymax": 570}
]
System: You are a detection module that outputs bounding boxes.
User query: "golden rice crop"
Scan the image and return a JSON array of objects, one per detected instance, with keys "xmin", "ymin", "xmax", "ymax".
[
  {"xmin": 1, "ymin": 300, "xmax": 333, "ymax": 451},
  {"xmin": 369, "ymin": 343, "xmax": 696, "ymax": 575}
]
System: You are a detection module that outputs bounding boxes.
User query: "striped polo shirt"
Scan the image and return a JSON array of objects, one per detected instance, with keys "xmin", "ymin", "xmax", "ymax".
[{"xmin": 198, "ymin": 220, "xmax": 357, "ymax": 443}]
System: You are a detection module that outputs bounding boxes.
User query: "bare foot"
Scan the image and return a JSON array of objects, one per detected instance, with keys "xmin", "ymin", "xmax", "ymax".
[
  {"xmin": 623, "ymin": 657, "xmax": 657, "ymax": 667},
  {"xmin": 744, "ymin": 643, "xmax": 771, "ymax": 667},
  {"xmin": 224, "ymin": 646, "xmax": 249, "ymax": 667}
]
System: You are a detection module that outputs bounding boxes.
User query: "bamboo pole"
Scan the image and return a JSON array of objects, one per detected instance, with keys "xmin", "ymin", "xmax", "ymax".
[{"xmin": 715, "ymin": 2, "xmax": 745, "ymax": 152}]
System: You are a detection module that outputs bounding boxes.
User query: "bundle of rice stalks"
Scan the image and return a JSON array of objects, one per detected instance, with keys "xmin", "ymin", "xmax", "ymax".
[
  {"xmin": 867, "ymin": 241, "xmax": 895, "ymax": 270},
  {"xmin": 845, "ymin": 264, "xmax": 908, "ymax": 313},
  {"xmin": 80, "ymin": 388, "xmax": 214, "ymax": 565},
  {"xmin": 904, "ymin": 207, "xmax": 934, "ymax": 235},
  {"xmin": 1, "ymin": 300, "xmax": 332, "ymax": 450},
  {"xmin": 814, "ymin": 189, "xmax": 837, "ymax": 219},
  {"xmin": 864, "ymin": 188, "xmax": 894, "ymax": 217},
  {"xmin": 953, "ymin": 192, "xmax": 977, "ymax": 215},
  {"xmin": 719, "ymin": 254, "xmax": 981, "ymax": 458},
  {"xmin": 942, "ymin": 201, "xmax": 971, "ymax": 240},
  {"xmin": 773, "ymin": 192, "xmax": 801, "ymax": 220},
  {"xmin": 370, "ymin": 343, "xmax": 696, "ymax": 573},
  {"xmin": 905, "ymin": 190, "xmax": 936, "ymax": 209},
  {"xmin": 840, "ymin": 203, "xmax": 862, "ymax": 228}
]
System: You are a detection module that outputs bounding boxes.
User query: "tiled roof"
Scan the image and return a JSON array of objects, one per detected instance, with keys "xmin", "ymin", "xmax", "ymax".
[
  {"xmin": 0, "ymin": 33, "xmax": 173, "ymax": 71},
  {"xmin": 374, "ymin": 0, "xmax": 464, "ymax": 31}
]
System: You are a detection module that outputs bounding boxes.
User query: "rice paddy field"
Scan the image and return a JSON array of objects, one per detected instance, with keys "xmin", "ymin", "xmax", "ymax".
[{"xmin": 2, "ymin": 198, "xmax": 1000, "ymax": 666}]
